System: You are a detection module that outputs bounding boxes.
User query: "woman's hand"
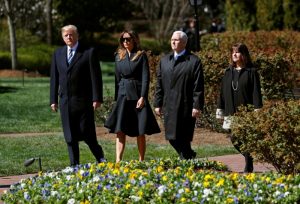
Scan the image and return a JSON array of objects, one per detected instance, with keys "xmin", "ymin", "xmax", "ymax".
[{"xmin": 136, "ymin": 97, "xmax": 145, "ymax": 109}]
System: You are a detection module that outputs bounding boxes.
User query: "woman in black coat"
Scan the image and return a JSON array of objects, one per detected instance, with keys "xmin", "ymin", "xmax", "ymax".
[
  {"xmin": 216, "ymin": 43, "xmax": 263, "ymax": 172},
  {"xmin": 105, "ymin": 30, "xmax": 160, "ymax": 162}
]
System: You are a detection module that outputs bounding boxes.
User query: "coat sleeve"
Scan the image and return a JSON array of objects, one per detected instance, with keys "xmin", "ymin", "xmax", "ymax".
[
  {"xmin": 192, "ymin": 58, "xmax": 204, "ymax": 111},
  {"xmin": 251, "ymin": 70, "xmax": 263, "ymax": 109},
  {"xmin": 50, "ymin": 51, "xmax": 59, "ymax": 105},
  {"xmin": 89, "ymin": 48, "xmax": 103, "ymax": 103},
  {"xmin": 140, "ymin": 53, "xmax": 150, "ymax": 98},
  {"xmin": 153, "ymin": 60, "xmax": 164, "ymax": 107},
  {"xmin": 217, "ymin": 76, "xmax": 225, "ymax": 110}
]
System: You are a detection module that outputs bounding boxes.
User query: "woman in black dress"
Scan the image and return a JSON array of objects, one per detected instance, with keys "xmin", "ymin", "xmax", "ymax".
[
  {"xmin": 216, "ymin": 43, "xmax": 263, "ymax": 172},
  {"xmin": 105, "ymin": 30, "xmax": 160, "ymax": 162}
]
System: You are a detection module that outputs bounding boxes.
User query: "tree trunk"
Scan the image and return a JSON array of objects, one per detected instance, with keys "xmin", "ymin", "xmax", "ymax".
[
  {"xmin": 4, "ymin": 0, "xmax": 18, "ymax": 70},
  {"xmin": 45, "ymin": 0, "xmax": 53, "ymax": 45}
]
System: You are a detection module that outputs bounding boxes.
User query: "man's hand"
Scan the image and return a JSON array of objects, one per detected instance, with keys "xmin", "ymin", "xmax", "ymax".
[
  {"xmin": 136, "ymin": 97, "xmax": 145, "ymax": 109},
  {"xmin": 93, "ymin": 101, "xmax": 101, "ymax": 110},
  {"xmin": 51, "ymin": 103, "xmax": 58, "ymax": 112},
  {"xmin": 192, "ymin": 108, "xmax": 200, "ymax": 118},
  {"xmin": 155, "ymin": 107, "xmax": 162, "ymax": 117}
]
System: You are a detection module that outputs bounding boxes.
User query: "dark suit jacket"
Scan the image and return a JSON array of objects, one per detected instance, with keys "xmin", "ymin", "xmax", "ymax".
[
  {"xmin": 154, "ymin": 52, "xmax": 204, "ymax": 141},
  {"xmin": 50, "ymin": 43, "xmax": 103, "ymax": 142}
]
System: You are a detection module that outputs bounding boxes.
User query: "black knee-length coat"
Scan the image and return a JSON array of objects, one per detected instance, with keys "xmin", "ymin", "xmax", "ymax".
[
  {"xmin": 154, "ymin": 52, "xmax": 204, "ymax": 141},
  {"xmin": 50, "ymin": 44, "xmax": 103, "ymax": 143},
  {"xmin": 105, "ymin": 51, "xmax": 160, "ymax": 136}
]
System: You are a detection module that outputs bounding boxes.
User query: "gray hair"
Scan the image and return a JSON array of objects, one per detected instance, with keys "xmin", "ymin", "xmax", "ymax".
[
  {"xmin": 61, "ymin": 25, "xmax": 78, "ymax": 34},
  {"xmin": 172, "ymin": 31, "xmax": 188, "ymax": 44}
]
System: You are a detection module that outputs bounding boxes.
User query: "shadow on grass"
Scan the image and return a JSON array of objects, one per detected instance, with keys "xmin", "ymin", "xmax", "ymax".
[{"xmin": 0, "ymin": 86, "xmax": 19, "ymax": 94}]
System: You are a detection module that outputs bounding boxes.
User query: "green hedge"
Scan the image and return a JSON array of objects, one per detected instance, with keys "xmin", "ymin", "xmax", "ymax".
[
  {"xmin": 231, "ymin": 100, "xmax": 300, "ymax": 174},
  {"xmin": 0, "ymin": 44, "xmax": 57, "ymax": 75}
]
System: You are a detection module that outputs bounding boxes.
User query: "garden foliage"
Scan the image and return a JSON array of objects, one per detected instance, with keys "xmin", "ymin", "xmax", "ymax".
[
  {"xmin": 231, "ymin": 100, "xmax": 300, "ymax": 175},
  {"xmin": 2, "ymin": 158, "xmax": 300, "ymax": 203}
]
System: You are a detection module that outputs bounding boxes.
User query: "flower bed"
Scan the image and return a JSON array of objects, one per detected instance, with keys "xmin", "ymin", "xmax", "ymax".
[{"xmin": 1, "ymin": 158, "xmax": 300, "ymax": 203}]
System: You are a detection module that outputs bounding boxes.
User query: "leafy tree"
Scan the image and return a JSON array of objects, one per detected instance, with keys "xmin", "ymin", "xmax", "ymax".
[
  {"xmin": 0, "ymin": 0, "xmax": 18, "ymax": 69},
  {"xmin": 0, "ymin": 0, "xmax": 46, "ymax": 69},
  {"xmin": 54, "ymin": 0, "xmax": 132, "ymax": 42},
  {"xmin": 256, "ymin": 0, "xmax": 284, "ymax": 30},
  {"xmin": 225, "ymin": 0, "xmax": 256, "ymax": 31},
  {"xmin": 283, "ymin": 0, "xmax": 300, "ymax": 30},
  {"xmin": 128, "ymin": 0, "xmax": 191, "ymax": 44}
]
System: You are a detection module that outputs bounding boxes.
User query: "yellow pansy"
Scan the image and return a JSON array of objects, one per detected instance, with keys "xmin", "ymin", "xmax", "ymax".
[
  {"xmin": 123, "ymin": 167, "xmax": 130, "ymax": 173},
  {"xmin": 129, "ymin": 172, "xmax": 137, "ymax": 179},
  {"xmin": 226, "ymin": 197, "xmax": 234, "ymax": 203},
  {"xmin": 203, "ymin": 181, "xmax": 210, "ymax": 187},
  {"xmin": 245, "ymin": 173, "xmax": 255, "ymax": 182},
  {"xmin": 125, "ymin": 183, "xmax": 131, "ymax": 190},
  {"xmin": 157, "ymin": 166, "xmax": 164, "ymax": 173},
  {"xmin": 204, "ymin": 174, "xmax": 215, "ymax": 181},
  {"xmin": 98, "ymin": 162, "xmax": 106, "ymax": 168},
  {"xmin": 107, "ymin": 162, "xmax": 114, "ymax": 169},
  {"xmin": 216, "ymin": 178, "xmax": 225, "ymax": 187},
  {"xmin": 162, "ymin": 175, "xmax": 168, "ymax": 181},
  {"xmin": 138, "ymin": 191, "xmax": 143, "ymax": 197}
]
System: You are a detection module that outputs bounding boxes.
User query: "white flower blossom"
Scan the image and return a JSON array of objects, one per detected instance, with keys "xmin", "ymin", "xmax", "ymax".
[
  {"xmin": 130, "ymin": 195, "xmax": 141, "ymax": 202},
  {"xmin": 62, "ymin": 166, "xmax": 74, "ymax": 173},
  {"xmin": 178, "ymin": 188, "xmax": 184, "ymax": 194},
  {"xmin": 158, "ymin": 185, "xmax": 166, "ymax": 196},
  {"xmin": 92, "ymin": 176, "xmax": 100, "ymax": 182},
  {"xmin": 203, "ymin": 188, "xmax": 213, "ymax": 198},
  {"xmin": 253, "ymin": 184, "xmax": 258, "ymax": 189},
  {"xmin": 67, "ymin": 198, "xmax": 75, "ymax": 204}
]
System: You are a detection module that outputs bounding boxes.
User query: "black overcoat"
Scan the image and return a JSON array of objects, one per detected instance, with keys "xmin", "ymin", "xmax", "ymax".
[
  {"xmin": 154, "ymin": 52, "xmax": 204, "ymax": 141},
  {"xmin": 105, "ymin": 52, "xmax": 160, "ymax": 136},
  {"xmin": 217, "ymin": 66, "xmax": 263, "ymax": 116},
  {"xmin": 50, "ymin": 44, "xmax": 103, "ymax": 143}
]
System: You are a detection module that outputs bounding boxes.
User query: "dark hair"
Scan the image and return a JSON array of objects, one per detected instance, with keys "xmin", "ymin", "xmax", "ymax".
[
  {"xmin": 117, "ymin": 30, "xmax": 142, "ymax": 61},
  {"xmin": 230, "ymin": 43, "xmax": 253, "ymax": 68}
]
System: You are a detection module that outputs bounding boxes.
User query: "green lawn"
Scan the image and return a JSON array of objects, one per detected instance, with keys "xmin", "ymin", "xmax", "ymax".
[{"xmin": 0, "ymin": 134, "xmax": 235, "ymax": 176}]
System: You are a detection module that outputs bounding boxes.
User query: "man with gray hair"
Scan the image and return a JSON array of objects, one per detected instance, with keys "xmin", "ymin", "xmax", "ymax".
[{"xmin": 154, "ymin": 31, "xmax": 204, "ymax": 159}]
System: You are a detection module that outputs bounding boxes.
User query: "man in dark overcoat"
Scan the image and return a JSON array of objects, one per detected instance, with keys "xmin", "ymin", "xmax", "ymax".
[
  {"xmin": 154, "ymin": 31, "xmax": 204, "ymax": 159},
  {"xmin": 50, "ymin": 25, "xmax": 104, "ymax": 166}
]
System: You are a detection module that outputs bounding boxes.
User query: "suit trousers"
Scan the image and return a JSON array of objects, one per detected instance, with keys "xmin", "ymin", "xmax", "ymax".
[
  {"xmin": 67, "ymin": 137, "xmax": 104, "ymax": 166},
  {"xmin": 169, "ymin": 139, "xmax": 196, "ymax": 160}
]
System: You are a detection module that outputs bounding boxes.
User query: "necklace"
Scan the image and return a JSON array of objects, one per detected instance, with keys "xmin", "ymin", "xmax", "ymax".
[{"xmin": 232, "ymin": 81, "xmax": 238, "ymax": 91}]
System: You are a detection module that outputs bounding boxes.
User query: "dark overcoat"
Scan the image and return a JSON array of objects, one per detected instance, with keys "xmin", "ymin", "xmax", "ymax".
[
  {"xmin": 105, "ymin": 52, "xmax": 160, "ymax": 136},
  {"xmin": 217, "ymin": 66, "xmax": 263, "ymax": 116},
  {"xmin": 154, "ymin": 52, "xmax": 204, "ymax": 141},
  {"xmin": 50, "ymin": 44, "xmax": 103, "ymax": 143}
]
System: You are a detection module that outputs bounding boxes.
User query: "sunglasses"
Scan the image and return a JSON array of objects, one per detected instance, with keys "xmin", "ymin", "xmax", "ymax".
[{"xmin": 121, "ymin": 37, "xmax": 132, "ymax": 42}]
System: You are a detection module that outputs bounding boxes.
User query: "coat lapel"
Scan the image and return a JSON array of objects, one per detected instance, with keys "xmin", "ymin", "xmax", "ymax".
[{"xmin": 67, "ymin": 44, "xmax": 83, "ymax": 71}]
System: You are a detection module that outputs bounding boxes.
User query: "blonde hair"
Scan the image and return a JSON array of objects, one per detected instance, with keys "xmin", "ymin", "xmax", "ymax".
[
  {"xmin": 117, "ymin": 30, "xmax": 144, "ymax": 61},
  {"xmin": 61, "ymin": 25, "xmax": 78, "ymax": 35}
]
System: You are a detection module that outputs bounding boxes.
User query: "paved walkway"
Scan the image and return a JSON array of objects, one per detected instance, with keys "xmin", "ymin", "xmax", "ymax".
[{"xmin": 0, "ymin": 154, "xmax": 275, "ymax": 200}]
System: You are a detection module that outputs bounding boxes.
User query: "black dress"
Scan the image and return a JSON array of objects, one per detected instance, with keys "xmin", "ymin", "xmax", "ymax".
[{"xmin": 105, "ymin": 51, "xmax": 160, "ymax": 136}]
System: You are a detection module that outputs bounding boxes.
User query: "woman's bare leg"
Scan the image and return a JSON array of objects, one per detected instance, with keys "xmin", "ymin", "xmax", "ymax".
[
  {"xmin": 137, "ymin": 135, "xmax": 146, "ymax": 161},
  {"xmin": 116, "ymin": 132, "xmax": 126, "ymax": 162}
]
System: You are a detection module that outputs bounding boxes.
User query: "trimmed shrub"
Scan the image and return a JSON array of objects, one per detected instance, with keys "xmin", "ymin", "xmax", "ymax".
[
  {"xmin": 231, "ymin": 100, "xmax": 300, "ymax": 174},
  {"xmin": 0, "ymin": 44, "xmax": 57, "ymax": 75}
]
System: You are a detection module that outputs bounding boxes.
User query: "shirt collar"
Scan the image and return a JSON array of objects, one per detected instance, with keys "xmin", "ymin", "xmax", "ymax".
[
  {"xmin": 174, "ymin": 49, "xmax": 186, "ymax": 59},
  {"xmin": 68, "ymin": 42, "xmax": 79, "ymax": 52}
]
